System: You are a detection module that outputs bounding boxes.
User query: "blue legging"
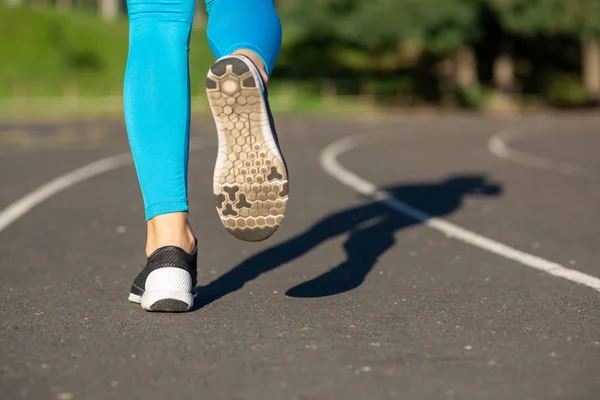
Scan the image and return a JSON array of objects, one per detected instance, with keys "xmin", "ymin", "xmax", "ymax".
[{"xmin": 124, "ymin": 0, "xmax": 282, "ymax": 220}]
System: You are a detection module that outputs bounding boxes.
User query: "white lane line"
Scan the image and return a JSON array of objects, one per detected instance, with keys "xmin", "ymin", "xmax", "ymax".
[
  {"xmin": 0, "ymin": 140, "xmax": 208, "ymax": 234},
  {"xmin": 488, "ymin": 127, "xmax": 598, "ymax": 179},
  {"xmin": 321, "ymin": 133, "xmax": 600, "ymax": 293}
]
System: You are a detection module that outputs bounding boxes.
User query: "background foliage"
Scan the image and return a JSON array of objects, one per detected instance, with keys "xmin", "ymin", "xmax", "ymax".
[{"xmin": 4, "ymin": 0, "xmax": 600, "ymax": 111}]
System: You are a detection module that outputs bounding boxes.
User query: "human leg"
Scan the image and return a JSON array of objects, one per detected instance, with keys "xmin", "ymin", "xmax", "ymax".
[
  {"xmin": 124, "ymin": 0, "xmax": 198, "ymax": 312},
  {"xmin": 124, "ymin": 0, "xmax": 196, "ymax": 255}
]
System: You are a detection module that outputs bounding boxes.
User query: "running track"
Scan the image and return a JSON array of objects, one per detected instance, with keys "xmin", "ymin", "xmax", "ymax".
[{"xmin": 0, "ymin": 113, "xmax": 599, "ymax": 399}]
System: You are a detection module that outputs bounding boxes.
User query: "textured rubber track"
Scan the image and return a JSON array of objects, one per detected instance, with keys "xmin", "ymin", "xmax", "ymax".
[{"xmin": 206, "ymin": 56, "xmax": 289, "ymax": 242}]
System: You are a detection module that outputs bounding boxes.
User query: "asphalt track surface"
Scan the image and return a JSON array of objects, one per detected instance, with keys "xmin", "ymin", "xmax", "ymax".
[{"xmin": 0, "ymin": 113, "xmax": 599, "ymax": 399}]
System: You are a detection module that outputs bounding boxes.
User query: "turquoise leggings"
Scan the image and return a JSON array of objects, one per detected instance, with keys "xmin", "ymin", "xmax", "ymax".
[{"xmin": 124, "ymin": 0, "xmax": 282, "ymax": 220}]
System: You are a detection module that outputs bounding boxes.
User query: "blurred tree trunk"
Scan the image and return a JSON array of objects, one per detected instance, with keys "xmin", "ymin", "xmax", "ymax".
[
  {"xmin": 437, "ymin": 47, "xmax": 478, "ymax": 106},
  {"xmin": 454, "ymin": 46, "xmax": 478, "ymax": 89},
  {"xmin": 99, "ymin": 0, "xmax": 120, "ymax": 21},
  {"xmin": 438, "ymin": 57, "xmax": 456, "ymax": 106},
  {"xmin": 493, "ymin": 43, "xmax": 515, "ymax": 93},
  {"xmin": 487, "ymin": 41, "xmax": 518, "ymax": 113},
  {"xmin": 582, "ymin": 40, "xmax": 600, "ymax": 103}
]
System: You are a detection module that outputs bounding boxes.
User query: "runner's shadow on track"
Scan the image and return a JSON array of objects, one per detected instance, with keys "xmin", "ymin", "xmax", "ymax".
[{"xmin": 194, "ymin": 174, "xmax": 502, "ymax": 309}]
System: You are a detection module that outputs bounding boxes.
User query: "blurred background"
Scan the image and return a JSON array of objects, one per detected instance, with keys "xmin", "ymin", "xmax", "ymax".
[{"xmin": 2, "ymin": 0, "xmax": 600, "ymax": 117}]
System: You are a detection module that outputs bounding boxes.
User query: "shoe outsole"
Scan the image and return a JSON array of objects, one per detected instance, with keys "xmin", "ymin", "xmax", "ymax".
[
  {"xmin": 131, "ymin": 290, "xmax": 197, "ymax": 312},
  {"xmin": 147, "ymin": 299, "xmax": 190, "ymax": 313},
  {"xmin": 206, "ymin": 56, "xmax": 288, "ymax": 242}
]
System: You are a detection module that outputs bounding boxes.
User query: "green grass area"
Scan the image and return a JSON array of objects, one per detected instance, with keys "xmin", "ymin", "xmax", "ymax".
[
  {"xmin": 0, "ymin": 4, "xmax": 374, "ymax": 117},
  {"xmin": 0, "ymin": 4, "xmax": 215, "ymax": 97}
]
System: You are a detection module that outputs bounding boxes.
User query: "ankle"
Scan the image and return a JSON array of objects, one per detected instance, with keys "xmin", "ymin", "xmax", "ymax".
[
  {"xmin": 232, "ymin": 49, "xmax": 269, "ymax": 84},
  {"xmin": 146, "ymin": 234, "xmax": 195, "ymax": 256},
  {"xmin": 146, "ymin": 213, "xmax": 196, "ymax": 256}
]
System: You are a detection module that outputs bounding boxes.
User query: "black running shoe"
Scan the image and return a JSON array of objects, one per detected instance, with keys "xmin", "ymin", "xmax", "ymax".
[
  {"xmin": 206, "ymin": 54, "xmax": 289, "ymax": 242},
  {"xmin": 128, "ymin": 242, "xmax": 198, "ymax": 312}
]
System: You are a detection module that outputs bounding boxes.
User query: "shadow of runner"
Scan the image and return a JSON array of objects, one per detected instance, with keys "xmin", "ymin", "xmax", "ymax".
[{"xmin": 195, "ymin": 174, "xmax": 502, "ymax": 309}]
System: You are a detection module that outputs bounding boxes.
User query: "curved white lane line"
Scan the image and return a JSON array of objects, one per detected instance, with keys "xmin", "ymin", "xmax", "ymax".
[
  {"xmin": 321, "ymin": 133, "xmax": 600, "ymax": 293},
  {"xmin": 0, "ymin": 140, "xmax": 208, "ymax": 234},
  {"xmin": 488, "ymin": 128, "xmax": 597, "ymax": 179}
]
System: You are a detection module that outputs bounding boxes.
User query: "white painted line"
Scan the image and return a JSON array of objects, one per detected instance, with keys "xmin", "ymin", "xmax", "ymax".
[
  {"xmin": 0, "ymin": 152, "xmax": 132, "ymax": 233},
  {"xmin": 488, "ymin": 128, "xmax": 597, "ymax": 179},
  {"xmin": 321, "ymin": 133, "xmax": 600, "ymax": 293},
  {"xmin": 0, "ymin": 140, "xmax": 207, "ymax": 234}
]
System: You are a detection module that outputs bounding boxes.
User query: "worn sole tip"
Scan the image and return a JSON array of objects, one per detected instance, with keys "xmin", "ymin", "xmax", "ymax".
[
  {"xmin": 147, "ymin": 299, "xmax": 191, "ymax": 313},
  {"xmin": 226, "ymin": 225, "xmax": 279, "ymax": 242}
]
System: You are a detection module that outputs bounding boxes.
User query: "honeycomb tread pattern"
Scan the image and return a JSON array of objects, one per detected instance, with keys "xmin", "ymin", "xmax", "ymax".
[{"xmin": 206, "ymin": 57, "xmax": 288, "ymax": 242}]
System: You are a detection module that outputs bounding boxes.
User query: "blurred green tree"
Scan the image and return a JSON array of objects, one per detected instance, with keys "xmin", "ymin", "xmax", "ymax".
[
  {"xmin": 563, "ymin": 0, "xmax": 600, "ymax": 101},
  {"xmin": 279, "ymin": 0, "xmax": 482, "ymax": 102},
  {"xmin": 486, "ymin": 0, "xmax": 566, "ymax": 93},
  {"xmin": 400, "ymin": 0, "xmax": 482, "ymax": 101},
  {"xmin": 486, "ymin": 0, "xmax": 600, "ymax": 103}
]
